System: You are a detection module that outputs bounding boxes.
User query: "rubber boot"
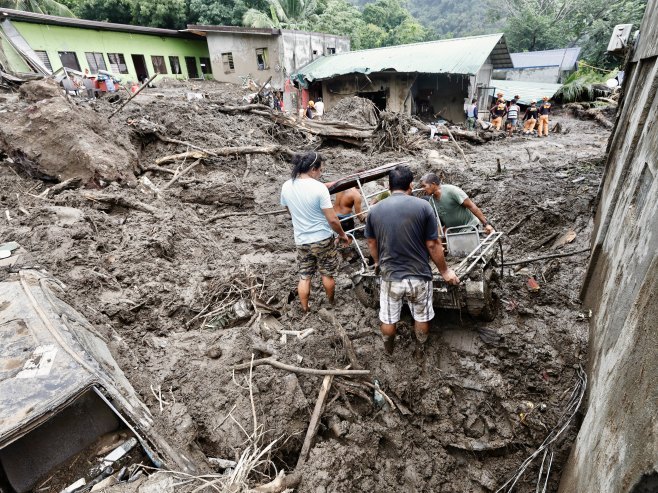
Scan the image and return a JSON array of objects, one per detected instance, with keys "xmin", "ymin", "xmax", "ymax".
[{"xmin": 382, "ymin": 334, "xmax": 396, "ymax": 355}]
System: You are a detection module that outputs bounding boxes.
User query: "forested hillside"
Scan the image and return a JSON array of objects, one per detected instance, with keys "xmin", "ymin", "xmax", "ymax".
[{"xmin": 4, "ymin": 0, "xmax": 648, "ymax": 67}]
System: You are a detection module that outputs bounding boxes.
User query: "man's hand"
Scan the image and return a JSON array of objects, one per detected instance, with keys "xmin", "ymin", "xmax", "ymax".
[
  {"xmin": 484, "ymin": 224, "xmax": 495, "ymax": 235},
  {"xmin": 336, "ymin": 234, "xmax": 352, "ymax": 247},
  {"xmin": 441, "ymin": 268, "xmax": 460, "ymax": 285}
]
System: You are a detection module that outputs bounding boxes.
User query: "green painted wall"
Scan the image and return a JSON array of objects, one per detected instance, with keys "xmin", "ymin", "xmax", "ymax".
[
  {"xmin": 12, "ymin": 21, "xmax": 211, "ymax": 83},
  {"xmin": 0, "ymin": 31, "xmax": 32, "ymax": 73}
]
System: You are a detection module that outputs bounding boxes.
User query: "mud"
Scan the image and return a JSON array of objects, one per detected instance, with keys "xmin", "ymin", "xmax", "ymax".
[{"xmin": 0, "ymin": 83, "xmax": 609, "ymax": 492}]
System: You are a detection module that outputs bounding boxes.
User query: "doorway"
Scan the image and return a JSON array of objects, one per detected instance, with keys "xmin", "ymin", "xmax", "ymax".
[
  {"xmin": 358, "ymin": 90, "xmax": 387, "ymax": 111},
  {"xmin": 185, "ymin": 57, "xmax": 199, "ymax": 79},
  {"xmin": 131, "ymin": 54, "xmax": 148, "ymax": 83}
]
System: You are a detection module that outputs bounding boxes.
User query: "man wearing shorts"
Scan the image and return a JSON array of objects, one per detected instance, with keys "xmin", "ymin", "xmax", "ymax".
[
  {"xmin": 364, "ymin": 165, "xmax": 459, "ymax": 354},
  {"xmin": 281, "ymin": 152, "xmax": 351, "ymax": 312}
]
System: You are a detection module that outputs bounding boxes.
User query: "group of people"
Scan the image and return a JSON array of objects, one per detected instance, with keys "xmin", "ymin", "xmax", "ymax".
[
  {"xmin": 280, "ymin": 153, "xmax": 494, "ymax": 354},
  {"xmin": 481, "ymin": 93, "xmax": 552, "ymax": 137}
]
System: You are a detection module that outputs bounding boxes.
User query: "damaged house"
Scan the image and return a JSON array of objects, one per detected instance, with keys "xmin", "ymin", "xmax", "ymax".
[
  {"xmin": 0, "ymin": 8, "xmax": 211, "ymax": 82},
  {"xmin": 293, "ymin": 33, "xmax": 512, "ymax": 122}
]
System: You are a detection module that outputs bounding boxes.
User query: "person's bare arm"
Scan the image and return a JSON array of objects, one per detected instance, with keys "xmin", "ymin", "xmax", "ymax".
[
  {"xmin": 322, "ymin": 207, "xmax": 352, "ymax": 245},
  {"xmin": 462, "ymin": 198, "xmax": 494, "ymax": 234},
  {"xmin": 352, "ymin": 189, "xmax": 365, "ymax": 222},
  {"xmin": 367, "ymin": 238, "xmax": 378, "ymax": 266},
  {"xmin": 426, "ymin": 239, "xmax": 459, "ymax": 285}
]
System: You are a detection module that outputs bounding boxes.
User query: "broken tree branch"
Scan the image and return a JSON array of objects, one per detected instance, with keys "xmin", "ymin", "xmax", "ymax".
[
  {"xmin": 206, "ymin": 208, "xmax": 287, "ymax": 223},
  {"xmin": 252, "ymin": 470, "xmax": 302, "ymax": 493},
  {"xmin": 506, "ymin": 211, "xmax": 534, "ymax": 235},
  {"xmin": 39, "ymin": 176, "xmax": 82, "ymax": 198},
  {"xmin": 504, "ymin": 248, "xmax": 591, "ymax": 267},
  {"xmin": 296, "ymin": 375, "xmax": 333, "ymax": 468},
  {"xmin": 162, "ymin": 159, "xmax": 202, "ymax": 191},
  {"xmin": 156, "ymin": 145, "xmax": 287, "ymax": 166},
  {"xmin": 108, "ymin": 73, "xmax": 158, "ymax": 120},
  {"xmin": 83, "ymin": 193, "xmax": 157, "ymax": 214},
  {"xmin": 232, "ymin": 357, "xmax": 370, "ymax": 376},
  {"xmin": 156, "ymin": 151, "xmax": 206, "ymax": 166}
]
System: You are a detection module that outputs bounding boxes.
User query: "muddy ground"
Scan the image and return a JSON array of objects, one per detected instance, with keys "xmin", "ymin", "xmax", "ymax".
[{"xmin": 0, "ymin": 80, "xmax": 610, "ymax": 492}]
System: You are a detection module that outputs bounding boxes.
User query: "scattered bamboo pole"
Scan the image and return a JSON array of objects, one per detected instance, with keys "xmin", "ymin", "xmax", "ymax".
[
  {"xmin": 232, "ymin": 357, "xmax": 370, "ymax": 376},
  {"xmin": 296, "ymin": 375, "xmax": 333, "ymax": 468},
  {"xmin": 108, "ymin": 73, "xmax": 158, "ymax": 120}
]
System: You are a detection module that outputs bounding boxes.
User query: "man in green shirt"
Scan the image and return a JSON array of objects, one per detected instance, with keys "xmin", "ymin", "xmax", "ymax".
[{"xmin": 420, "ymin": 173, "xmax": 494, "ymax": 235}]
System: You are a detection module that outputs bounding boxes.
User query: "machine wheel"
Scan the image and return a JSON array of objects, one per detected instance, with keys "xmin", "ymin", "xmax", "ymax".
[
  {"xmin": 467, "ymin": 267, "xmax": 499, "ymax": 321},
  {"xmin": 354, "ymin": 278, "xmax": 379, "ymax": 309}
]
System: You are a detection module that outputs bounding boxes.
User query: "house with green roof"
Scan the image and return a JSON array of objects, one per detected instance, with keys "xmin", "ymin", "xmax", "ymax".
[{"xmin": 293, "ymin": 33, "xmax": 513, "ymax": 123}]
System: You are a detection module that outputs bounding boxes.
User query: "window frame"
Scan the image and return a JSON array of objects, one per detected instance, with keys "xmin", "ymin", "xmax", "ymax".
[
  {"xmin": 34, "ymin": 50, "xmax": 53, "ymax": 71},
  {"xmin": 151, "ymin": 55, "xmax": 167, "ymax": 74},
  {"xmin": 85, "ymin": 52, "xmax": 107, "ymax": 73},
  {"xmin": 255, "ymin": 48, "xmax": 269, "ymax": 70},
  {"xmin": 58, "ymin": 51, "xmax": 81, "ymax": 72},
  {"xmin": 221, "ymin": 52, "xmax": 234, "ymax": 74},
  {"xmin": 168, "ymin": 56, "xmax": 182, "ymax": 75},
  {"xmin": 107, "ymin": 53, "xmax": 129, "ymax": 75},
  {"xmin": 199, "ymin": 57, "xmax": 212, "ymax": 75}
]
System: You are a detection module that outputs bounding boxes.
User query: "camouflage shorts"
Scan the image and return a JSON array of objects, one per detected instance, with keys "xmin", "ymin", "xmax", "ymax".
[{"xmin": 296, "ymin": 236, "xmax": 339, "ymax": 279}]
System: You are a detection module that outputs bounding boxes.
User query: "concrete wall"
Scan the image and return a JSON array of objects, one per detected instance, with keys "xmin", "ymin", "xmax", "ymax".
[
  {"xmin": 494, "ymin": 66, "xmax": 561, "ymax": 83},
  {"xmin": 557, "ymin": 1, "xmax": 658, "ymax": 491},
  {"xmin": 320, "ymin": 72, "xmax": 469, "ymax": 121},
  {"xmin": 280, "ymin": 30, "xmax": 349, "ymax": 76},
  {"xmin": 206, "ymin": 32, "xmax": 281, "ymax": 86},
  {"xmin": 206, "ymin": 30, "xmax": 349, "ymax": 90},
  {"xmin": 11, "ymin": 21, "xmax": 209, "ymax": 82}
]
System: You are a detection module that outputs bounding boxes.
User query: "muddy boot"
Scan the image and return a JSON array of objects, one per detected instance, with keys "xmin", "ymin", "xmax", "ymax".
[{"xmin": 382, "ymin": 334, "xmax": 396, "ymax": 355}]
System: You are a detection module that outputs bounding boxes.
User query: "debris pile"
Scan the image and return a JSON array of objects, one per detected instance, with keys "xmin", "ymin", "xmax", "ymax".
[{"xmin": 0, "ymin": 80, "xmax": 610, "ymax": 492}]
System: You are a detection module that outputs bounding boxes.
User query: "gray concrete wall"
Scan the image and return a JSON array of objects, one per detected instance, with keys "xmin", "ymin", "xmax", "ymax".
[
  {"xmin": 280, "ymin": 30, "xmax": 349, "ymax": 77},
  {"xmin": 493, "ymin": 66, "xmax": 560, "ymax": 83},
  {"xmin": 206, "ymin": 30, "xmax": 349, "ymax": 89},
  {"xmin": 557, "ymin": 2, "xmax": 658, "ymax": 491},
  {"xmin": 206, "ymin": 32, "xmax": 282, "ymax": 87}
]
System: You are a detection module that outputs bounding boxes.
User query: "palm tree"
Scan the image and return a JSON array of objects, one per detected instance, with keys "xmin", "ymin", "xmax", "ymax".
[
  {"xmin": 0, "ymin": 0, "xmax": 75, "ymax": 17},
  {"xmin": 243, "ymin": 0, "xmax": 318, "ymax": 30}
]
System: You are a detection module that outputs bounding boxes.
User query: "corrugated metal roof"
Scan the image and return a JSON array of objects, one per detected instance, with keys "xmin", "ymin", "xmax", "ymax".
[
  {"xmin": 490, "ymin": 79, "xmax": 562, "ymax": 105},
  {"xmin": 510, "ymin": 48, "xmax": 581, "ymax": 71},
  {"xmin": 0, "ymin": 8, "xmax": 198, "ymax": 38},
  {"xmin": 295, "ymin": 33, "xmax": 512, "ymax": 82}
]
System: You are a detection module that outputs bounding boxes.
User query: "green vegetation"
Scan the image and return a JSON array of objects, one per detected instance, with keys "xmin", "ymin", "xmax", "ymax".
[
  {"xmin": 4, "ymin": 0, "xmax": 648, "ymax": 67},
  {"xmin": 554, "ymin": 65, "xmax": 618, "ymax": 102}
]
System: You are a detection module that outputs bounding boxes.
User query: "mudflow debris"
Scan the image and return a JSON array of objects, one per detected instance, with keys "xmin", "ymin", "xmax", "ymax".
[{"xmin": 0, "ymin": 80, "xmax": 610, "ymax": 492}]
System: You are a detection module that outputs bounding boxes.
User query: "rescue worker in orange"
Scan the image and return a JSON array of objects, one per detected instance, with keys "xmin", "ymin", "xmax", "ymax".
[
  {"xmin": 523, "ymin": 100, "xmax": 539, "ymax": 135},
  {"xmin": 537, "ymin": 96, "xmax": 552, "ymax": 137},
  {"xmin": 489, "ymin": 99, "xmax": 507, "ymax": 131}
]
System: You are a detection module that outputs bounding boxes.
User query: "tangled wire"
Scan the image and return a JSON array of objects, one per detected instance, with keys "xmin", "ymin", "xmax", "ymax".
[{"xmin": 495, "ymin": 365, "xmax": 588, "ymax": 493}]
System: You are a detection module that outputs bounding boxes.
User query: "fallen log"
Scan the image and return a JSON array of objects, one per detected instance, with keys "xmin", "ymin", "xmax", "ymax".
[
  {"xmin": 156, "ymin": 145, "xmax": 286, "ymax": 166},
  {"xmin": 232, "ymin": 357, "xmax": 370, "ymax": 376},
  {"xmin": 504, "ymin": 248, "xmax": 591, "ymax": 267},
  {"xmin": 83, "ymin": 193, "xmax": 157, "ymax": 214},
  {"xmin": 296, "ymin": 375, "xmax": 333, "ymax": 468}
]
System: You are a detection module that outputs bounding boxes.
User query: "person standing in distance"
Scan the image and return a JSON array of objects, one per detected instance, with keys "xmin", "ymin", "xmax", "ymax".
[
  {"xmin": 365, "ymin": 165, "xmax": 459, "ymax": 355},
  {"xmin": 281, "ymin": 152, "xmax": 351, "ymax": 313}
]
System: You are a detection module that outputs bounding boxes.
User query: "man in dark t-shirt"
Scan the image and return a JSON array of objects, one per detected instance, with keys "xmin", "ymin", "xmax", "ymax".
[{"xmin": 365, "ymin": 165, "xmax": 459, "ymax": 355}]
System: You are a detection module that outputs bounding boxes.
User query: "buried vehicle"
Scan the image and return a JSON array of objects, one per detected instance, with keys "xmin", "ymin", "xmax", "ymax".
[
  {"xmin": 0, "ymin": 244, "xmax": 195, "ymax": 493},
  {"xmin": 326, "ymin": 165, "xmax": 503, "ymax": 321}
]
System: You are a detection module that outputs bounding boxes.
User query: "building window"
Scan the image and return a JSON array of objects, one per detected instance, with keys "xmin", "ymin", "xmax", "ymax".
[
  {"xmin": 222, "ymin": 52, "xmax": 234, "ymax": 73},
  {"xmin": 85, "ymin": 52, "xmax": 107, "ymax": 73},
  {"xmin": 255, "ymin": 48, "xmax": 269, "ymax": 70},
  {"xmin": 185, "ymin": 57, "xmax": 199, "ymax": 78},
  {"xmin": 58, "ymin": 51, "xmax": 81, "ymax": 71},
  {"xmin": 169, "ymin": 56, "xmax": 182, "ymax": 74},
  {"xmin": 200, "ymin": 57, "xmax": 212, "ymax": 75},
  {"xmin": 312, "ymin": 50, "xmax": 318, "ymax": 55},
  {"xmin": 151, "ymin": 55, "xmax": 167, "ymax": 74},
  {"xmin": 107, "ymin": 53, "xmax": 129, "ymax": 74},
  {"xmin": 34, "ymin": 50, "xmax": 52, "ymax": 71},
  {"xmin": 327, "ymin": 47, "xmax": 336, "ymax": 54}
]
